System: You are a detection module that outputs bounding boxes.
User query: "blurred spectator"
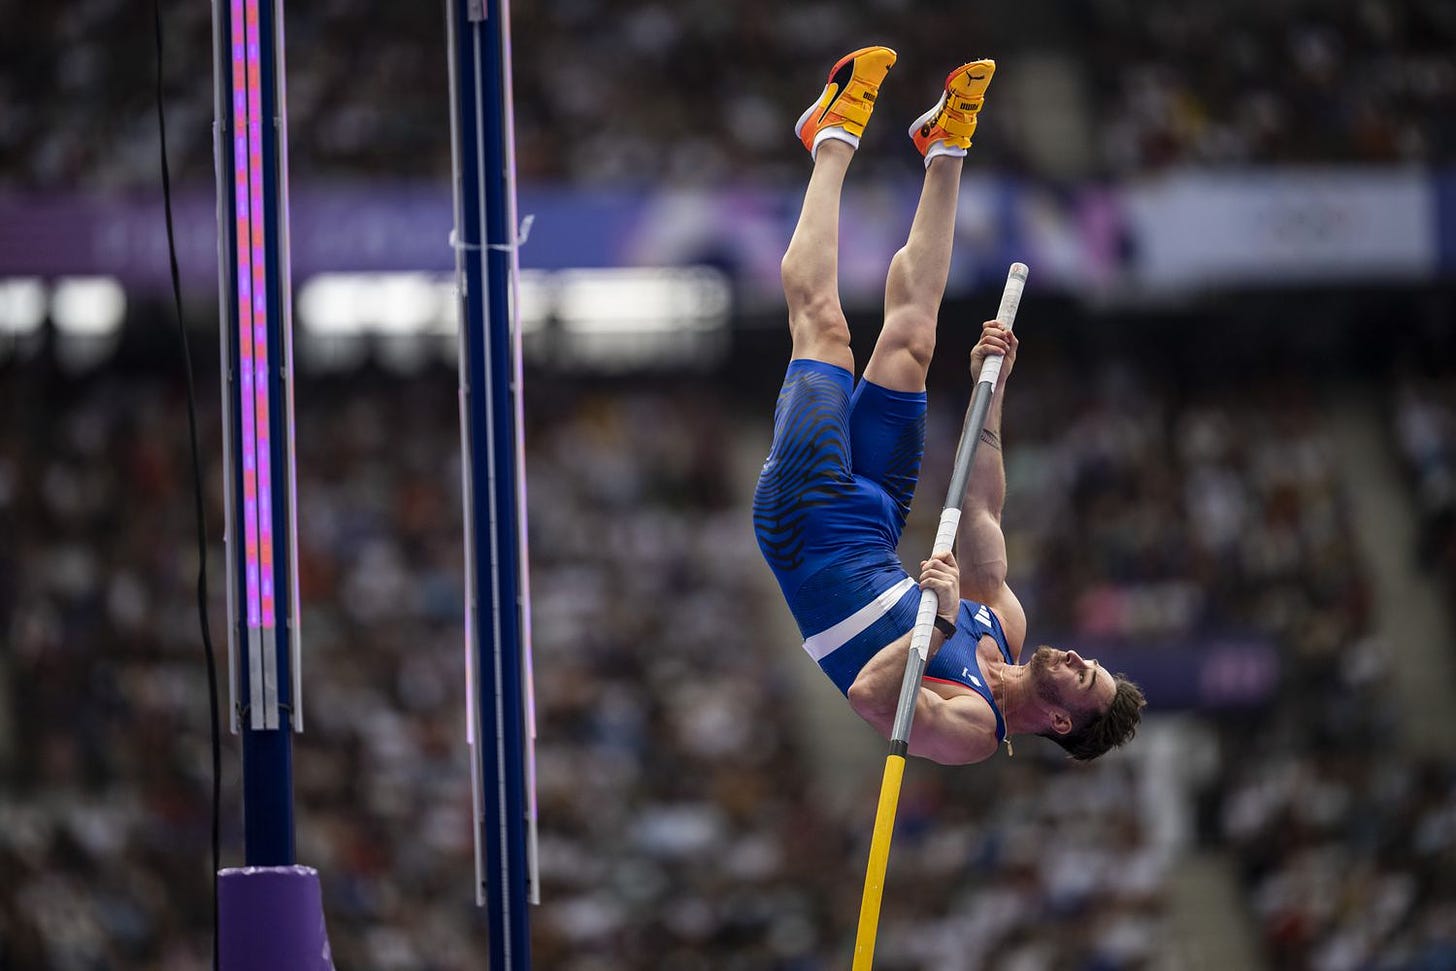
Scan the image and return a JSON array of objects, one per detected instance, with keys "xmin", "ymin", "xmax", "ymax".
[{"xmin": 1394, "ymin": 378, "xmax": 1456, "ymax": 584}]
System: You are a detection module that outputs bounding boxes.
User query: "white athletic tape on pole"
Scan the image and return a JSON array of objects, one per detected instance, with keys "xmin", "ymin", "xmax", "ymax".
[
  {"xmin": 996, "ymin": 262, "xmax": 1027, "ymax": 328},
  {"xmin": 802, "ymin": 576, "xmax": 917, "ymax": 662},
  {"xmin": 978, "ymin": 354, "xmax": 1004, "ymax": 388},
  {"xmin": 979, "ymin": 263, "xmax": 1026, "ymax": 388},
  {"xmin": 909, "ymin": 590, "xmax": 939, "ymax": 662},
  {"xmin": 910, "ymin": 509, "xmax": 963, "ymax": 661},
  {"xmin": 933, "ymin": 508, "xmax": 961, "ymax": 556}
]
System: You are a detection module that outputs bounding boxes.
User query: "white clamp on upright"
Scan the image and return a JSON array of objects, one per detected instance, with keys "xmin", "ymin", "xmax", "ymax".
[{"xmin": 907, "ymin": 261, "xmax": 1028, "ymax": 663}]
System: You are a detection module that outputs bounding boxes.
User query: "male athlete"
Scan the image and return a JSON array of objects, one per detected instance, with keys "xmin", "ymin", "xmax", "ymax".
[{"xmin": 753, "ymin": 47, "xmax": 1145, "ymax": 765}]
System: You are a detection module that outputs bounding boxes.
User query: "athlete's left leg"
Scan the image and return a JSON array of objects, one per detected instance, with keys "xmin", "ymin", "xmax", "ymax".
[
  {"xmin": 861, "ymin": 60, "xmax": 995, "ymax": 394},
  {"xmin": 860, "ymin": 155, "xmax": 964, "ymax": 393},
  {"xmin": 849, "ymin": 61, "xmax": 996, "ymax": 527}
]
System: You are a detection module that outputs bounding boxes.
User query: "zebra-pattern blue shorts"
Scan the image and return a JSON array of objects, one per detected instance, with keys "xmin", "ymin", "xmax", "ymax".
[{"xmin": 752, "ymin": 359, "xmax": 928, "ymax": 684}]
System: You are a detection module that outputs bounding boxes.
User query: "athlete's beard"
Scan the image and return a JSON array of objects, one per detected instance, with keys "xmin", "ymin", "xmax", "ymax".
[{"xmin": 1029, "ymin": 646, "xmax": 1061, "ymax": 706}]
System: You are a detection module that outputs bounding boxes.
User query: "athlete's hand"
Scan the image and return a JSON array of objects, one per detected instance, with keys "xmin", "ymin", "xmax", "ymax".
[
  {"xmin": 919, "ymin": 550, "xmax": 960, "ymax": 623},
  {"xmin": 970, "ymin": 321, "xmax": 1017, "ymax": 389}
]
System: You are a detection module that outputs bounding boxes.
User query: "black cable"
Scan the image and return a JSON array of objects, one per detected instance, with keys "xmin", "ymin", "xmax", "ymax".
[{"xmin": 153, "ymin": 3, "xmax": 223, "ymax": 969}]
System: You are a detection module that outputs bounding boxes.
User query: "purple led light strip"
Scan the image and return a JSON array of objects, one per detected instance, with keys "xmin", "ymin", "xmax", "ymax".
[
  {"xmin": 246, "ymin": 0, "xmax": 276, "ymax": 631},
  {"xmin": 230, "ymin": 0, "xmax": 276, "ymax": 635},
  {"xmin": 231, "ymin": 0, "xmax": 261, "ymax": 635}
]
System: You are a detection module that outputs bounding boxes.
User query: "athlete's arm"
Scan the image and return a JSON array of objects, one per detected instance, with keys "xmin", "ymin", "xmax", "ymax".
[
  {"xmin": 850, "ymin": 647, "xmax": 1001, "ymax": 763},
  {"xmin": 847, "ymin": 552, "xmax": 1001, "ymax": 765},
  {"xmin": 957, "ymin": 321, "xmax": 1028, "ymax": 656}
]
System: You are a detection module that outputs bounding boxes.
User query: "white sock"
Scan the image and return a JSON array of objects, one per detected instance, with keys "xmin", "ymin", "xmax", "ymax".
[
  {"xmin": 812, "ymin": 126, "xmax": 860, "ymax": 159},
  {"xmin": 923, "ymin": 140, "xmax": 967, "ymax": 169}
]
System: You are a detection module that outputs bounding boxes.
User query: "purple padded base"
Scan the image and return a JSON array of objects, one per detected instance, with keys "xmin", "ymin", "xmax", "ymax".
[{"xmin": 218, "ymin": 865, "xmax": 335, "ymax": 971}]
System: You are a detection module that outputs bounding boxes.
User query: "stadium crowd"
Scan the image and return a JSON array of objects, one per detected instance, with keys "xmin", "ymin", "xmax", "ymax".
[
  {"xmin": 917, "ymin": 358, "xmax": 1456, "ymax": 968},
  {"xmin": 3, "ymin": 0, "xmax": 1456, "ymax": 967},
  {"xmin": 0, "ymin": 360, "xmax": 1171, "ymax": 969},
  {"xmin": 2, "ymin": 0, "xmax": 1454, "ymax": 190},
  {"xmin": 917, "ymin": 362, "xmax": 1369, "ymax": 658},
  {"xmin": 8, "ymin": 338, "xmax": 1456, "ymax": 965}
]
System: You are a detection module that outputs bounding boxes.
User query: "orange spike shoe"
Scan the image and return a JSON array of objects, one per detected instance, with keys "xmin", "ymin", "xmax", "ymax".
[
  {"xmin": 794, "ymin": 46, "xmax": 897, "ymax": 157},
  {"xmin": 910, "ymin": 59, "xmax": 996, "ymax": 165}
]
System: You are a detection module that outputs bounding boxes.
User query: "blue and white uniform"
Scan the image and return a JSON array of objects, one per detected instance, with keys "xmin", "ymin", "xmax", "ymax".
[{"xmin": 752, "ymin": 359, "xmax": 1014, "ymax": 740}]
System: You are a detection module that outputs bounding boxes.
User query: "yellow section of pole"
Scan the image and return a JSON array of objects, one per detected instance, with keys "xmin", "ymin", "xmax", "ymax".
[{"xmin": 852, "ymin": 753, "xmax": 907, "ymax": 970}]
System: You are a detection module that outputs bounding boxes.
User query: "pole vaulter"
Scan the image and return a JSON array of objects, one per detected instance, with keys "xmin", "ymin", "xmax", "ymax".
[{"xmin": 748, "ymin": 47, "xmax": 1148, "ymax": 968}]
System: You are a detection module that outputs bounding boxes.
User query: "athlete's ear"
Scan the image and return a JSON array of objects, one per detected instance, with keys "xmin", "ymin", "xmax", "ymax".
[{"xmin": 1049, "ymin": 709, "xmax": 1073, "ymax": 736}]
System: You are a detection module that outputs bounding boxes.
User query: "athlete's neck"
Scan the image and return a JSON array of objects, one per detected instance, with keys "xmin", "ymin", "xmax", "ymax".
[{"xmin": 986, "ymin": 658, "xmax": 1043, "ymax": 737}]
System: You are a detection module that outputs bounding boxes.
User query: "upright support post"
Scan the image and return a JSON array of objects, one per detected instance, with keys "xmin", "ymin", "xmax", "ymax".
[
  {"xmin": 447, "ymin": 0, "xmax": 536, "ymax": 966},
  {"xmin": 213, "ymin": 0, "xmax": 302, "ymax": 867},
  {"xmin": 213, "ymin": 6, "xmax": 332, "ymax": 967}
]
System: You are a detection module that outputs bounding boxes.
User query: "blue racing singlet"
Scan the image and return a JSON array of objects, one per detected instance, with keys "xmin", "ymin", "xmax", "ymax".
[{"xmin": 924, "ymin": 600, "xmax": 1015, "ymax": 743}]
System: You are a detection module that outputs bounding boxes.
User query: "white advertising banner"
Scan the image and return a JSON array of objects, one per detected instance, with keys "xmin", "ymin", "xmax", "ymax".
[{"xmin": 1123, "ymin": 169, "xmax": 1436, "ymax": 290}]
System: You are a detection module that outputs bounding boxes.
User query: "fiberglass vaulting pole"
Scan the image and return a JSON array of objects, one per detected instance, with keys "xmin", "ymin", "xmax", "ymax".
[
  {"xmin": 852, "ymin": 263, "xmax": 1028, "ymax": 970},
  {"xmin": 447, "ymin": 0, "xmax": 537, "ymax": 967}
]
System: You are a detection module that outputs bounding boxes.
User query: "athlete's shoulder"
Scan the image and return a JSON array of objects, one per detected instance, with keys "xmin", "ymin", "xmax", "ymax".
[{"xmin": 968, "ymin": 588, "xmax": 1027, "ymax": 661}]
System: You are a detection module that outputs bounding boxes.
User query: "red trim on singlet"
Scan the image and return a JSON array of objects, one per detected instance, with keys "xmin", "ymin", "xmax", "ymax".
[{"xmin": 921, "ymin": 675, "xmax": 974, "ymax": 691}]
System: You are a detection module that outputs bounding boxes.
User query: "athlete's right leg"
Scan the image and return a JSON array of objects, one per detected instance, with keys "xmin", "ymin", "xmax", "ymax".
[
  {"xmin": 755, "ymin": 48, "xmax": 896, "ymax": 589},
  {"xmin": 781, "ymin": 46, "xmax": 897, "ymax": 371},
  {"xmin": 780, "ymin": 142, "xmax": 856, "ymax": 371}
]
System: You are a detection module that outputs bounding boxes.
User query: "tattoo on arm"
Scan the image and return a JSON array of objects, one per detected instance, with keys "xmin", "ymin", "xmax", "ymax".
[{"xmin": 979, "ymin": 428, "xmax": 1001, "ymax": 450}]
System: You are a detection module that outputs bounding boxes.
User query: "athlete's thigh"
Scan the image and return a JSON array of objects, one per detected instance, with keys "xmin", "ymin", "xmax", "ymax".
[
  {"xmin": 847, "ymin": 377, "xmax": 927, "ymax": 533},
  {"xmin": 753, "ymin": 359, "xmax": 858, "ymax": 584}
]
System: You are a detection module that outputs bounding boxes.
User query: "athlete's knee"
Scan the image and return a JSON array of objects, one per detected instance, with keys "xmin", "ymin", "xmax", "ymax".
[
  {"xmin": 878, "ymin": 306, "xmax": 938, "ymax": 371},
  {"xmin": 785, "ymin": 285, "xmax": 850, "ymax": 350},
  {"xmin": 781, "ymin": 249, "xmax": 835, "ymax": 307},
  {"xmin": 885, "ymin": 247, "xmax": 943, "ymax": 318}
]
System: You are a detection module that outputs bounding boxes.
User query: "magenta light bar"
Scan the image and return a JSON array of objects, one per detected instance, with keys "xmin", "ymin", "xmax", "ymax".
[
  {"xmin": 231, "ymin": 0, "xmax": 261, "ymax": 636},
  {"xmin": 245, "ymin": 0, "xmax": 277, "ymax": 632},
  {"xmin": 230, "ymin": 0, "xmax": 276, "ymax": 638}
]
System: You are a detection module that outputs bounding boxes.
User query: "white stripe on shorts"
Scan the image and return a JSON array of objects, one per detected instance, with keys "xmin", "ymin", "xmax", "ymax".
[{"xmin": 802, "ymin": 576, "xmax": 917, "ymax": 662}]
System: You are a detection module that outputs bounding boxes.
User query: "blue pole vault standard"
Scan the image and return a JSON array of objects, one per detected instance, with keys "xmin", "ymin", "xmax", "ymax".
[
  {"xmin": 211, "ymin": 4, "xmax": 337, "ymax": 965},
  {"xmin": 212, "ymin": 0, "xmax": 303, "ymax": 867},
  {"xmin": 446, "ymin": 0, "xmax": 536, "ymax": 966}
]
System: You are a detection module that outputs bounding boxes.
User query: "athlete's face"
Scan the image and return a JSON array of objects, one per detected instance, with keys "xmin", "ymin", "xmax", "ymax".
[{"xmin": 1031, "ymin": 646, "xmax": 1116, "ymax": 718}]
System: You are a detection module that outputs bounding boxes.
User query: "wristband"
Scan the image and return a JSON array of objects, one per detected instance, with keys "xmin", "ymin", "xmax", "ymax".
[{"xmin": 933, "ymin": 615, "xmax": 957, "ymax": 639}]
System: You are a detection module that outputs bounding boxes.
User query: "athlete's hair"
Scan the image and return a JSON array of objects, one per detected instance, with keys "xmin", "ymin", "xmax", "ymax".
[{"xmin": 1041, "ymin": 675, "xmax": 1147, "ymax": 762}]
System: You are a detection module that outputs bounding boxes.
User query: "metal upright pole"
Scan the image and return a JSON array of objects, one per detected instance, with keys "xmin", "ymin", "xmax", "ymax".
[
  {"xmin": 214, "ymin": 0, "xmax": 301, "ymax": 868},
  {"xmin": 447, "ymin": 0, "xmax": 534, "ymax": 966},
  {"xmin": 212, "ymin": 0, "xmax": 331, "ymax": 967}
]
